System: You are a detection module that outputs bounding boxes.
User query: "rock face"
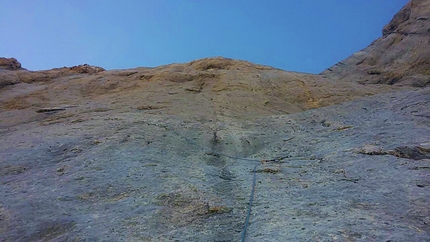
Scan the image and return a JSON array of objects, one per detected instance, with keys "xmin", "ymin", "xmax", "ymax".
[
  {"xmin": 382, "ymin": 1, "xmax": 413, "ymax": 36},
  {"xmin": 0, "ymin": 1, "xmax": 429, "ymax": 241},
  {"xmin": 0, "ymin": 57, "xmax": 23, "ymax": 70},
  {"xmin": 322, "ymin": 0, "xmax": 430, "ymax": 87}
]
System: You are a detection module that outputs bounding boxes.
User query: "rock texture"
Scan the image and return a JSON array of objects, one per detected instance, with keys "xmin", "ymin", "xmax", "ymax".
[
  {"xmin": 0, "ymin": 1, "xmax": 429, "ymax": 241},
  {"xmin": 0, "ymin": 62, "xmax": 104, "ymax": 89},
  {"xmin": 0, "ymin": 58, "xmax": 24, "ymax": 88},
  {"xmin": 69, "ymin": 64, "xmax": 105, "ymax": 74},
  {"xmin": 322, "ymin": 0, "xmax": 430, "ymax": 87},
  {"xmin": 0, "ymin": 58, "xmax": 23, "ymax": 71}
]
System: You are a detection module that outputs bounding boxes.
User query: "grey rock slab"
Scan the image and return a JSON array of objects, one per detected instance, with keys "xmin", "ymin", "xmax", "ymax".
[{"xmin": 1, "ymin": 88, "xmax": 429, "ymax": 241}]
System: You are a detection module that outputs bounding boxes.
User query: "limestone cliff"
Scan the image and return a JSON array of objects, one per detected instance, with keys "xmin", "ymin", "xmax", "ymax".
[{"xmin": 322, "ymin": 0, "xmax": 430, "ymax": 87}]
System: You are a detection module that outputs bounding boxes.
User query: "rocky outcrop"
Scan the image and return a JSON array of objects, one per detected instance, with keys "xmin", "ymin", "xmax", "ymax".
[
  {"xmin": 0, "ymin": 61, "xmax": 105, "ymax": 89},
  {"xmin": 69, "ymin": 64, "xmax": 105, "ymax": 74},
  {"xmin": 322, "ymin": 0, "xmax": 430, "ymax": 87},
  {"xmin": 382, "ymin": 1, "xmax": 413, "ymax": 36},
  {"xmin": 0, "ymin": 57, "xmax": 23, "ymax": 70}
]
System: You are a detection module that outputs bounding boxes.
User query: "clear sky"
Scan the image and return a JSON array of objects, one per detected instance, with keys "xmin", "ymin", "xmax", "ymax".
[{"xmin": 0, "ymin": 0, "xmax": 408, "ymax": 73}]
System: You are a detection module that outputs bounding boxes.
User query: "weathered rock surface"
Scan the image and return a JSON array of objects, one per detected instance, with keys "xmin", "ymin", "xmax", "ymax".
[
  {"xmin": 69, "ymin": 64, "xmax": 105, "ymax": 74},
  {"xmin": 322, "ymin": 0, "xmax": 430, "ymax": 87},
  {"xmin": 0, "ymin": 62, "xmax": 104, "ymax": 89},
  {"xmin": 1, "ymin": 1, "xmax": 429, "ymax": 241},
  {"xmin": 0, "ymin": 58, "xmax": 24, "ymax": 88},
  {"xmin": 0, "ymin": 58, "xmax": 23, "ymax": 71}
]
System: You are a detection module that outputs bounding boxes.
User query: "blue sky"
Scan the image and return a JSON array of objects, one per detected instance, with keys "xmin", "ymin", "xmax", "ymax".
[{"xmin": 0, "ymin": 0, "xmax": 408, "ymax": 73}]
